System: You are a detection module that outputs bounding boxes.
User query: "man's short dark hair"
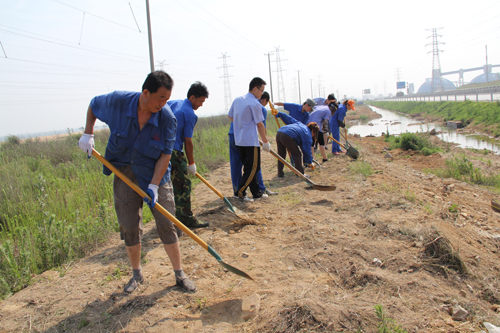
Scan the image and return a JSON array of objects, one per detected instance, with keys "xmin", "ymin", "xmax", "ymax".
[
  {"xmin": 187, "ymin": 81, "xmax": 209, "ymax": 99},
  {"xmin": 249, "ymin": 77, "xmax": 266, "ymax": 91},
  {"xmin": 327, "ymin": 93, "xmax": 336, "ymax": 101},
  {"xmin": 261, "ymin": 91, "xmax": 270, "ymax": 101},
  {"xmin": 142, "ymin": 70, "xmax": 174, "ymax": 93}
]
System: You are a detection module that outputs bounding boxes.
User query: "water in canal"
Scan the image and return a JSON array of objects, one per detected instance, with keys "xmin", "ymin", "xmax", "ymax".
[{"xmin": 348, "ymin": 105, "xmax": 500, "ymax": 154}]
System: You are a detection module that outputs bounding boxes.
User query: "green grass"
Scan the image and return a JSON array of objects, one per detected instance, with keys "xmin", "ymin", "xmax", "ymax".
[
  {"xmin": 348, "ymin": 161, "xmax": 373, "ymax": 179},
  {"xmin": 384, "ymin": 132, "xmax": 441, "ymax": 156},
  {"xmin": 429, "ymin": 154, "xmax": 500, "ymax": 188},
  {"xmin": 366, "ymin": 100, "xmax": 500, "ymax": 136},
  {"xmin": 0, "ymin": 114, "xmax": 244, "ymax": 299},
  {"xmin": 374, "ymin": 304, "xmax": 407, "ymax": 333}
]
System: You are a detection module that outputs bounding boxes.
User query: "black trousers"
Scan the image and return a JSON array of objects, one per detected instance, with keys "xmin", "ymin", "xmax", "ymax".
[
  {"xmin": 236, "ymin": 146, "xmax": 261, "ymax": 198},
  {"xmin": 276, "ymin": 132, "xmax": 304, "ymax": 177}
]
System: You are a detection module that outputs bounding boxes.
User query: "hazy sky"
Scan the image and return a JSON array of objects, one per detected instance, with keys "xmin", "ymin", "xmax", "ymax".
[{"xmin": 1, "ymin": 0, "xmax": 499, "ymax": 138}]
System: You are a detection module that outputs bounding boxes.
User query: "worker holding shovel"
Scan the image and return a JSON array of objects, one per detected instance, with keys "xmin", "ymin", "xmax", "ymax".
[
  {"xmin": 272, "ymin": 110, "xmax": 319, "ymax": 178},
  {"xmin": 77, "ymin": 71, "xmax": 197, "ymax": 294},
  {"xmin": 228, "ymin": 91, "xmax": 277, "ymax": 198},
  {"xmin": 330, "ymin": 100, "xmax": 355, "ymax": 155},
  {"xmin": 228, "ymin": 77, "xmax": 271, "ymax": 202},
  {"xmin": 167, "ymin": 81, "xmax": 210, "ymax": 229},
  {"xmin": 273, "ymin": 98, "xmax": 316, "ymax": 125}
]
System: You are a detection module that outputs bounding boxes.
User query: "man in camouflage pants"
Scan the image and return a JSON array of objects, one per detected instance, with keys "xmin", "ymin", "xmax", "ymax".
[{"xmin": 168, "ymin": 82, "xmax": 210, "ymax": 229}]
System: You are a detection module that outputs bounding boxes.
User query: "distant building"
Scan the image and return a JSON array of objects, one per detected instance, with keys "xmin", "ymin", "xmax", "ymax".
[
  {"xmin": 417, "ymin": 77, "xmax": 456, "ymax": 94},
  {"xmin": 470, "ymin": 72, "xmax": 500, "ymax": 84}
]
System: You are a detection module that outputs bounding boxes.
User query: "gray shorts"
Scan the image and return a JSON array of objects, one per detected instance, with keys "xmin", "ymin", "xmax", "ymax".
[{"xmin": 113, "ymin": 166, "xmax": 182, "ymax": 246}]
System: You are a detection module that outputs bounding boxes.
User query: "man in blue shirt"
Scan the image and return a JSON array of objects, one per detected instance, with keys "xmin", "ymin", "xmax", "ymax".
[
  {"xmin": 228, "ymin": 91, "xmax": 277, "ymax": 198},
  {"xmin": 309, "ymin": 104, "xmax": 332, "ymax": 162},
  {"xmin": 78, "ymin": 71, "xmax": 196, "ymax": 294},
  {"xmin": 168, "ymin": 82, "xmax": 209, "ymax": 229},
  {"xmin": 228, "ymin": 77, "xmax": 271, "ymax": 202},
  {"xmin": 313, "ymin": 94, "xmax": 337, "ymax": 146},
  {"xmin": 274, "ymin": 98, "xmax": 317, "ymax": 125}
]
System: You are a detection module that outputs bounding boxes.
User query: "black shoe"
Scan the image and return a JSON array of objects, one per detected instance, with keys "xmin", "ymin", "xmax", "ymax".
[
  {"xmin": 185, "ymin": 220, "xmax": 209, "ymax": 229},
  {"xmin": 265, "ymin": 189, "xmax": 278, "ymax": 196},
  {"xmin": 322, "ymin": 159, "xmax": 328, "ymax": 162},
  {"xmin": 124, "ymin": 276, "xmax": 144, "ymax": 293},
  {"xmin": 176, "ymin": 277, "xmax": 197, "ymax": 293}
]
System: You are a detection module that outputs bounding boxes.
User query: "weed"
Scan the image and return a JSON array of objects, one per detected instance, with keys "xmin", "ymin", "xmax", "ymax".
[
  {"xmin": 404, "ymin": 189, "xmax": 416, "ymax": 202},
  {"xmin": 374, "ymin": 304, "xmax": 407, "ymax": 333},
  {"xmin": 78, "ymin": 315, "xmax": 89, "ymax": 329},
  {"xmin": 423, "ymin": 204, "xmax": 432, "ymax": 214},
  {"xmin": 448, "ymin": 203, "xmax": 460, "ymax": 213},
  {"xmin": 195, "ymin": 297, "xmax": 207, "ymax": 310},
  {"xmin": 359, "ymin": 115, "xmax": 369, "ymax": 122},
  {"xmin": 348, "ymin": 161, "xmax": 373, "ymax": 179}
]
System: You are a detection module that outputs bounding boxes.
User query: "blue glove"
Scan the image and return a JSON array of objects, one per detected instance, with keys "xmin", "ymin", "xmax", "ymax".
[{"xmin": 143, "ymin": 184, "xmax": 159, "ymax": 208}]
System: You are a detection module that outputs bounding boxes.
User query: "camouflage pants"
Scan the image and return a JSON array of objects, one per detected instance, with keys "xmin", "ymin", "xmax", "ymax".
[{"xmin": 171, "ymin": 150, "xmax": 197, "ymax": 225}]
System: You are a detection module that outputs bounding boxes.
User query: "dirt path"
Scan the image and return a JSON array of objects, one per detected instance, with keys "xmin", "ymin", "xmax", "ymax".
[{"xmin": 2, "ymin": 114, "xmax": 500, "ymax": 332}]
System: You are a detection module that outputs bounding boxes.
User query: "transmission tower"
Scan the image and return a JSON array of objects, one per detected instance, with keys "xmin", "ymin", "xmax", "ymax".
[
  {"xmin": 218, "ymin": 53, "xmax": 233, "ymax": 112},
  {"xmin": 291, "ymin": 77, "xmax": 298, "ymax": 103},
  {"xmin": 272, "ymin": 47, "xmax": 287, "ymax": 101},
  {"xmin": 426, "ymin": 28, "xmax": 445, "ymax": 93}
]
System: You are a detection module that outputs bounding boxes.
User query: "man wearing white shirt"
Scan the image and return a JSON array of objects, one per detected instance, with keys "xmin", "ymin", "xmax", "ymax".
[{"xmin": 228, "ymin": 77, "xmax": 270, "ymax": 202}]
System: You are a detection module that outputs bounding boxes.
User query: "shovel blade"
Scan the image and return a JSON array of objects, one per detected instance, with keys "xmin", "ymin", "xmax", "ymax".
[
  {"xmin": 346, "ymin": 147, "xmax": 360, "ymax": 160},
  {"xmin": 312, "ymin": 184, "xmax": 337, "ymax": 191},
  {"xmin": 218, "ymin": 260, "xmax": 254, "ymax": 280}
]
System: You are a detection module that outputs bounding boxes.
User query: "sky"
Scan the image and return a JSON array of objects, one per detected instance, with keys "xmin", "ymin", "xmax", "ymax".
[{"xmin": 1, "ymin": 0, "xmax": 500, "ymax": 138}]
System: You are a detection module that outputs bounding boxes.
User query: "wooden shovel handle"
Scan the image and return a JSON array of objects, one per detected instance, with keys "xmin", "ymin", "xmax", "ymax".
[
  {"xmin": 195, "ymin": 172, "xmax": 224, "ymax": 200},
  {"xmin": 91, "ymin": 149, "xmax": 209, "ymax": 251}
]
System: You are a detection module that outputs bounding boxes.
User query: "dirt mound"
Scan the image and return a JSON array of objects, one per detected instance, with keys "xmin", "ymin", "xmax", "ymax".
[{"xmin": 2, "ymin": 131, "xmax": 500, "ymax": 332}]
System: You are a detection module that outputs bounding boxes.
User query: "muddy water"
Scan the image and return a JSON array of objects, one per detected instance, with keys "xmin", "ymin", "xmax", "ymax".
[{"xmin": 348, "ymin": 105, "xmax": 500, "ymax": 154}]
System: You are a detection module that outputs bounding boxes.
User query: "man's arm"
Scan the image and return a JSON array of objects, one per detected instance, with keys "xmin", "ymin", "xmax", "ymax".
[
  {"xmin": 257, "ymin": 122, "xmax": 268, "ymax": 143},
  {"xmin": 150, "ymin": 153, "xmax": 171, "ymax": 185},
  {"xmin": 84, "ymin": 106, "xmax": 97, "ymax": 134},
  {"xmin": 274, "ymin": 102, "xmax": 284, "ymax": 106},
  {"xmin": 184, "ymin": 137, "xmax": 194, "ymax": 165}
]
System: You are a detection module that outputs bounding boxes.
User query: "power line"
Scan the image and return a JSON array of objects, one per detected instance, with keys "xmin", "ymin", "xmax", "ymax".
[{"xmin": 52, "ymin": 0, "xmax": 140, "ymax": 32}]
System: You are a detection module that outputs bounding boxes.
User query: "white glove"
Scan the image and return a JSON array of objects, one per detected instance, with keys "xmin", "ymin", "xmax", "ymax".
[
  {"xmin": 78, "ymin": 133, "xmax": 94, "ymax": 158},
  {"xmin": 143, "ymin": 184, "xmax": 159, "ymax": 208},
  {"xmin": 187, "ymin": 163, "xmax": 197, "ymax": 176},
  {"xmin": 262, "ymin": 142, "xmax": 271, "ymax": 152}
]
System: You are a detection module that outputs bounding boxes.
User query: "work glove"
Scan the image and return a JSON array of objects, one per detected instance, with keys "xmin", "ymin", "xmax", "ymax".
[
  {"xmin": 143, "ymin": 184, "xmax": 159, "ymax": 208},
  {"xmin": 338, "ymin": 120, "xmax": 346, "ymax": 128},
  {"xmin": 262, "ymin": 142, "xmax": 271, "ymax": 152},
  {"xmin": 187, "ymin": 163, "xmax": 197, "ymax": 176},
  {"xmin": 78, "ymin": 133, "xmax": 94, "ymax": 158}
]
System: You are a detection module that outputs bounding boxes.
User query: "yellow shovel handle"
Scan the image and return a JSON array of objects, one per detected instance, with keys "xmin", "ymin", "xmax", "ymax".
[{"xmin": 195, "ymin": 172, "xmax": 224, "ymax": 200}]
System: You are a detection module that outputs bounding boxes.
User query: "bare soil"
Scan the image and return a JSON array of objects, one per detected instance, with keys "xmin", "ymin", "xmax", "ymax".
[{"xmin": 2, "ymin": 107, "xmax": 500, "ymax": 332}]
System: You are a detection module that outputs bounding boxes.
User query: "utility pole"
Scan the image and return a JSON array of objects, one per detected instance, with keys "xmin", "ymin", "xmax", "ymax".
[
  {"xmin": 297, "ymin": 70, "xmax": 301, "ymax": 102},
  {"xmin": 486, "ymin": 45, "xmax": 489, "ymax": 83},
  {"xmin": 310, "ymin": 79, "xmax": 313, "ymax": 98},
  {"xmin": 273, "ymin": 46, "xmax": 287, "ymax": 101},
  {"xmin": 218, "ymin": 53, "xmax": 233, "ymax": 112},
  {"xmin": 145, "ymin": 0, "xmax": 154, "ymax": 72},
  {"xmin": 426, "ymin": 27, "xmax": 445, "ymax": 93},
  {"xmin": 264, "ymin": 52, "xmax": 274, "ymax": 101}
]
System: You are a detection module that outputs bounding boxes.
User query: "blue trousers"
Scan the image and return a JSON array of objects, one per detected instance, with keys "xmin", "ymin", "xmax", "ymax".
[
  {"xmin": 229, "ymin": 134, "xmax": 265, "ymax": 196},
  {"xmin": 329, "ymin": 124, "xmax": 342, "ymax": 153}
]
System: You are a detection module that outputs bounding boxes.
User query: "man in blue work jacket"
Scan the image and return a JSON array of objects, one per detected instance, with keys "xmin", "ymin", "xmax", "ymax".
[
  {"xmin": 168, "ymin": 82, "xmax": 210, "ymax": 229},
  {"xmin": 78, "ymin": 71, "xmax": 197, "ymax": 294}
]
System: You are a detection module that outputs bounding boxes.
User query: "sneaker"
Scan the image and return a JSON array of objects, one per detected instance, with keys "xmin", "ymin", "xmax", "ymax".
[
  {"xmin": 124, "ymin": 276, "xmax": 144, "ymax": 293},
  {"xmin": 176, "ymin": 276, "xmax": 197, "ymax": 293},
  {"xmin": 185, "ymin": 220, "xmax": 209, "ymax": 229},
  {"xmin": 277, "ymin": 174, "xmax": 285, "ymax": 179},
  {"xmin": 265, "ymin": 189, "xmax": 278, "ymax": 196},
  {"xmin": 254, "ymin": 193, "xmax": 269, "ymax": 200},
  {"xmin": 240, "ymin": 196, "xmax": 254, "ymax": 202},
  {"xmin": 333, "ymin": 152, "xmax": 340, "ymax": 155},
  {"xmin": 322, "ymin": 159, "xmax": 328, "ymax": 162},
  {"xmin": 304, "ymin": 174, "xmax": 310, "ymax": 179}
]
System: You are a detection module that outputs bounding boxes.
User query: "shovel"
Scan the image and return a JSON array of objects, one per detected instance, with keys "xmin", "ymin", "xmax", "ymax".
[
  {"xmin": 329, "ymin": 135, "xmax": 360, "ymax": 160},
  {"xmin": 91, "ymin": 149, "xmax": 253, "ymax": 280},
  {"xmin": 195, "ymin": 172, "xmax": 248, "ymax": 219},
  {"xmin": 260, "ymin": 141, "xmax": 336, "ymax": 192}
]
